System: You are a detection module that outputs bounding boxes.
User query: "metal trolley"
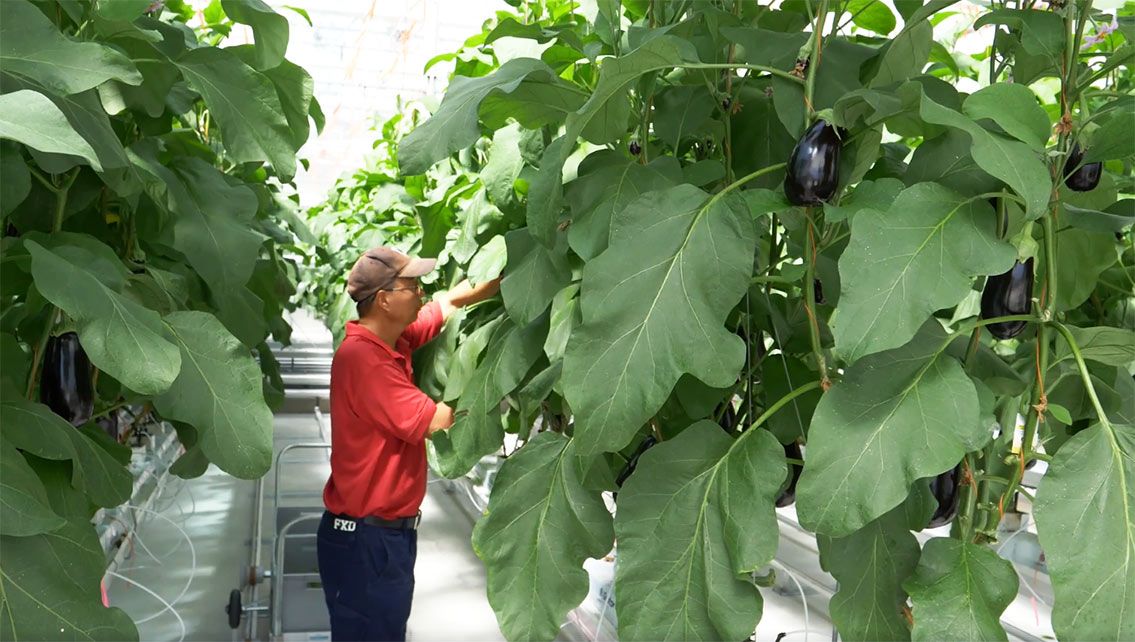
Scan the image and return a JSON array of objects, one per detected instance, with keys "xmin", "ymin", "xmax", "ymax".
[{"xmin": 227, "ymin": 407, "xmax": 332, "ymax": 640}]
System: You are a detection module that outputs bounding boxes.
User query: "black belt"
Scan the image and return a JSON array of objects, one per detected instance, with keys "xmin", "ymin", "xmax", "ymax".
[{"xmin": 331, "ymin": 511, "xmax": 421, "ymax": 530}]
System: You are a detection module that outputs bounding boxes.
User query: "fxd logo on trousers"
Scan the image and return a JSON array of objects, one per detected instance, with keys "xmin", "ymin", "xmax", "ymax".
[{"xmin": 333, "ymin": 518, "xmax": 356, "ymax": 532}]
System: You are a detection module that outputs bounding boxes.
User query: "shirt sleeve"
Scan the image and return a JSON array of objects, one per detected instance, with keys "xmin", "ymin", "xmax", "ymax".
[
  {"xmin": 347, "ymin": 357, "xmax": 437, "ymax": 445},
  {"xmin": 402, "ymin": 300, "xmax": 444, "ymax": 352}
]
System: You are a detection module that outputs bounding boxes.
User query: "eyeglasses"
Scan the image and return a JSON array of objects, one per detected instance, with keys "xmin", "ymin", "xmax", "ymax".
[{"xmin": 380, "ymin": 283, "xmax": 423, "ymax": 294}]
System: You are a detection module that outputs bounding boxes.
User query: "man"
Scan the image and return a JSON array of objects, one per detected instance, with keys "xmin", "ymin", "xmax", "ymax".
[{"xmin": 316, "ymin": 246, "xmax": 501, "ymax": 641}]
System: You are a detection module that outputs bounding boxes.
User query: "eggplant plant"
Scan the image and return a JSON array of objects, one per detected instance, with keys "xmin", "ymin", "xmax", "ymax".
[
  {"xmin": 306, "ymin": 0, "xmax": 1134, "ymax": 641},
  {"xmin": 0, "ymin": 0, "xmax": 318, "ymax": 638}
]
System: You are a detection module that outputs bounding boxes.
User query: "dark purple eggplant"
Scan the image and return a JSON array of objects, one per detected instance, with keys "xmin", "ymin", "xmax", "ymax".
[
  {"xmin": 1063, "ymin": 143, "xmax": 1101, "ymax": 192},
  {"xmin": 980, "ymin": 258, "xmax": 1034, "ymax": 340},
  {"xmin": 813, "ymin": 278, "xmax": 825, "ymax": 305},
  {"xmin": 783, "ymin": 120, "xmax": 843, "ymax": 206},
  {"xmin": 40, "ymin": 331, "xmax": 94, "ymax": 426},
  {"xmin": 614, "ymin": 435, "xmax": 658, "ymax": 495},
  {"xmin": 927, "ymin": 465, "xmax": 961, "ymax": 528},
  {"xmin": 776, "ymin": 441, "xmax": 803, "ymax": 508},
  {"xmin": 628, "ymin": 140, "xmax": 642, "ymax": 156},
  {"xmin": 96, "ymin": 412, "xmax": 120, "ymax": 442}
]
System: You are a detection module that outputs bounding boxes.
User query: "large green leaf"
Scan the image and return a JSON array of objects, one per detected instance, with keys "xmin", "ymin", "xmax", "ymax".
[
  {"xmin": 0, "ymin": 440, "xmax": 66, "ymax": 537},
  {"xmin": 0, "ymin": 141, "xmax": 31, "ymax": 217},
  {"xmin": 481, "ymin": 123, "xmax": 525, "ymax": 208},
  {"xmin": 0, "ymin": 521, "xmax": 138, "ymax": 640},
  {"xmin": 501, "ymin": 228, "xmax": 571, "ymax": 326},
  {"xmin": 833, "ymin": 182, "xmax": 1015, "ymax": 362},
  {"xmin": 975, "ymin": 9, "xmax": 1065, "ymax": 62},
  {"xmin": 0, "ymin": 0, "xmax": 141, "ymax": 96},
  {"xmin": 222, "ymin": 0, "xmax": 289, "ymax": 70},
  {"xmin": 1047, "ymin": 227, "xmax": 1119, "ymax": 311},
  {"xmin": 903, "ymin": 538, "xmax": 1018, "ymax": 642},
  {"xmin": 478, "ymin": 76, "xmax": 588, "ymax": 131},
  {"xmin": 161, "ymin": 158, "xmax": 263, "ymax": 299},
  {"xmin": 563, "ymin": 185, "xmax": 756, "ymax": 456},
  {"xmin": 818, "ymin": 502, "xmax": 924, "ymax": 642},
  {"xmin": 566, "ymin": 152, "xmax": 682, "ymax": 260},
  {"xmin": 1052, "ymin": 325, "xmax": 1135, "ymax": 368},
  {"xmin": 398, "ymin": 58, "xmax": 556, "ymax": 175},
  {"xmin": 797, "ymin": 322, "xmax": 989, "ymax": 536},
  {"xmin": 846, "ymin": 0, "xmax": 896, "ymax": 35},
  {"xmin": 0, "ymin": 396, "xmax": 131, "ymax": 508},
  {"xmin": 652, "ymin": 85, "xmax": 715, "ymax": 152},
  {"xmin": 903, "ymin": 130, "xmax": 1001, "ymax": 197},
  {"xmin": 472, "ymin": 433, "xmax": 613, "ymax": 642},
  {"xmin": 1034, "ymin": 422, "xmax": 1135, "ymax": 641},
  {"xmin": 1085, "ymin": 109, "xmax": 1135, "ymax": 163},
  {"xmin": 527, "ymin": 36, "xmax": 697, "ymax": 245},
  {"xmin": 908, "ymin": 84, "xmax": 1051, "ymax": 219},
  {"xmin": 0, "ymin": 90, "xmax": 102, "ymax": 171},
  {"xmin": 614, "ymin": 421, "xmax": 785, "ymax": 641},
  {"xmin": 175, "ymin": 47, "xmax": 297, "ymax": 180},
  {"xmin": 962, "ymin": 83, "xmax": 1050, "ymax": 151},
  {"xmin": 431, "ymin": 316, "xmax": 546, "ymax": 478},
  {"xmin": 24, "ymin": 240, "xmax": 180, "ymax": 396},
  {"xmin": 153, "ymin": 312, "xmax": 274, "ymax": 480},
  {"xmin": 868, "ymin": 20, "xmax": 933, "ymax": 88}
]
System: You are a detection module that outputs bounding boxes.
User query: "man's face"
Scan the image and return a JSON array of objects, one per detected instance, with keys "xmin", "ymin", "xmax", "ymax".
[{"xmin": 383, "ymin": 276, "xmax": 424, "ymax": 324}]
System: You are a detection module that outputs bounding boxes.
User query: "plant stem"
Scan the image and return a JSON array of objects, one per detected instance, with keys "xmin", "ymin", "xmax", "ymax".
[
  {"xmin": 803, "ymin": 208, "xmax": 830, "ymax": 389},
  {"xmin": 743, "ymin": 380, "xmax": 822, "ymax": 433},
  {"xmin": 751, "ymin": 275, "xmax": 796, "ymax": 287},
  {"xmin": 958, "ymin": 453, "xmax": 980, "ymax": 541},
  {"xmin": 706, "ymin": 162, "xmax": 787, "ymax": 210},
  {"xmin": 1050, "ymin": 321, "xmax": 1114, "ymax": 431},
  {"xmin": 681, "ymin": 63, "xmax": 805, "ymax": 85},
  {"xmin": 804, "ymin": 0, "xmax": 829, "ymax": 117},
  {"xmin": 25, "ymin": 169, "xmax": 78, "ymax": 400}
]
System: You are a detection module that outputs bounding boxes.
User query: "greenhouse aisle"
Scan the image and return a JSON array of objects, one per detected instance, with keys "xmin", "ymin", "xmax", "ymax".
[{"xmin": 105, "ymin": 310, "xmax": 505, "ymax": 642}]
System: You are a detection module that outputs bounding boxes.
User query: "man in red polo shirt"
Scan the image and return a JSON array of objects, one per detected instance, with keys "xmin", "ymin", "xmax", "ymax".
[{"xmin": 317, "ymin": 246, "xmax": 500, "ymax": 642}]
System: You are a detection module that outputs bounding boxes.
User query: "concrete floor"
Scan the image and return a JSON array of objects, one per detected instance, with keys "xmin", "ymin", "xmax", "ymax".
[{"xmin": 104, "ymin": 403, "xmax": 505, "ymax": 642}]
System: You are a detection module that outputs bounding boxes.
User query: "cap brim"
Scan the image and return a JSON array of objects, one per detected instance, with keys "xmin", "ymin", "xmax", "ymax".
[{"xmin": 399, "ymin": 257, "xmax": 437, "ymax": 278}]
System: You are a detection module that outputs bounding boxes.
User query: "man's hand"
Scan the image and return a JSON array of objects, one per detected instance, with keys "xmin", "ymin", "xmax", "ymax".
[
  {"xmin": 438, "ymin": 277, "xmax": 502, "ymax": 321},
  {"xmin": 427, "ymin": 401, "xmax": 455, "ymax": 437}
]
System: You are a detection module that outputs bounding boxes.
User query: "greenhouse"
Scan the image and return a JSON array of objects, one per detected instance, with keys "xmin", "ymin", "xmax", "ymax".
[{"xmin": 0, "ymin": 0, "xmax": 1132, "ymax": 641}]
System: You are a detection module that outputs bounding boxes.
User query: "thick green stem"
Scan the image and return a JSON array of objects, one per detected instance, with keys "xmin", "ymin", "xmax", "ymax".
[
  {"xmin": 744, "ymin": 380, "xmax": 822, "ymax": 433},
  {"xmin": 804, "ymin": 208, "xmax": 830, "ymax": 388},
  {"xmin": 957, "ymin": 454, "xmax": 980, "ymax": 541},
  {"xmin": 1050, "ymin": 321, "xmax": 1114, "ymax": 431},
  {"xmin": 680, "ymin": 63, "xmax": 805, "ymax": 85},
  {"xmin": 25, "ymin": 169, "xmax": 78, "ymax": 399},
  {"xmin": 706, "ymin": 162, "xmax": 787, "ymax": 211},
  {"xmin": 803, "ymin": 0, "xmax": 829, "ymax": 116}
]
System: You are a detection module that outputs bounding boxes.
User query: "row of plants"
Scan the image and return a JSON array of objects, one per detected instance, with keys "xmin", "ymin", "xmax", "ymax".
[
  {"xmin": 0, "ymin": 0, "xmax": 318, "ymax": 638},
  {"xmin": 305, "ymin": 0, "xmax": 1133, "ymax": 640}
]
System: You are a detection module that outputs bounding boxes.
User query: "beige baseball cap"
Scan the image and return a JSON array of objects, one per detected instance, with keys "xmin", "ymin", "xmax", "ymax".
[{"xmin": 346, "ymin": 247, "xmax": 436, "ymax": 302}]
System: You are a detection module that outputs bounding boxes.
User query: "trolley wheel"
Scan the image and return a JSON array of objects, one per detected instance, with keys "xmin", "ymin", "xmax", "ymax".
[{"xmin": 226, "ymin": 589, "xmax": 242, "ymax": 629}]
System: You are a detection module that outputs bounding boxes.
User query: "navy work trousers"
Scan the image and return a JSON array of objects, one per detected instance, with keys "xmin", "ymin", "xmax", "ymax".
[{"xmin": 316, "ymin": 511, "xmax": 417, "ymax": 641}]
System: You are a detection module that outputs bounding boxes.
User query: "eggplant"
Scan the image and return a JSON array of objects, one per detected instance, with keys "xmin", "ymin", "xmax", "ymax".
[
  {"xmin": 813, "ymin": 278, "xmax": 825, "ymax": 305},
  {"xmin": 96, "ymin": 412, "xmax": 120, "ymax": 442},
  {"xmin": 926, "ymin": 465, "xmax": 961, "ymax": 528},
  {"xmin": 628, "ymin": 140, "xmax": 642, "ymax": 156},
  {"xmin": 783, "ymin": 119, "xmax": 843, "ymax": 206},
  {"xmin": 776, "ymin": 441, "xmax": 803, "ymax": 508},
  {"xmin": 613, "ymin": 435, "xmax": 658, "ymax": 498},
  {"xmin": 1063, "ymin": 143, "xmax": 1101, "ymax": 192},
  {"xmin": 40, "ymin": 331, "xmax": 94, "ymax": 426},
  {"xmin": 980, "ymin": 258, "xmax": 1034, "ymax": 340}
]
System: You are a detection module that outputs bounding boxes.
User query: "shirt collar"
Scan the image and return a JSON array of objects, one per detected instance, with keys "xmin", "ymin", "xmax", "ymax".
[{"xmin": 345, "ymin": 320, "xmax": 406, "ymax": 361}]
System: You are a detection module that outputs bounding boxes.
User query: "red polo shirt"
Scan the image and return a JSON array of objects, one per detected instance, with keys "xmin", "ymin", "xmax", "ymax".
[{"xmin": 323, "ymin": 301, "xmax": 444, "ymax": 519}]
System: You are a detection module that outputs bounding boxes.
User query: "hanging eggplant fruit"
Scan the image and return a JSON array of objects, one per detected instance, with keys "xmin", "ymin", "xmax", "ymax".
[
  {"xmin": 1063, "ymin": 143, "xmax": 1102, "ymax": 192},
  {"xmin": 40, "ymin": 331, "xmax": 94, "ymax": 427},
  {"xmin": 776, "ymin": 441, "xmax": 803, "ymax": 508},
  {"xmin": 926, "ymin": 465, "xmax": 962, "ymax": 528},
  {"xmin": 980, "ymin": 258, "xmax": 1034, "ymax": 340},
  {"xmin": 783, "ymin": 119, "xmax": 843, "ymax": 206}
]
